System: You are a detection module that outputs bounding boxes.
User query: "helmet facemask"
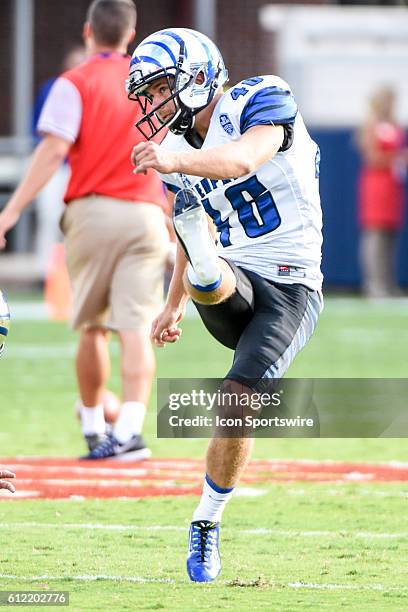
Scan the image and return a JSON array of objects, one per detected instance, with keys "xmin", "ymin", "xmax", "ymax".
[{"xmin": 128, "ymin": 68, "xmax": 195, "ymax": 140}]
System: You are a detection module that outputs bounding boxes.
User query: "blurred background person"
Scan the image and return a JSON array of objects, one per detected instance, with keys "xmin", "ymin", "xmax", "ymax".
[
  {"xmin": 0, "ymin": 0, "xmax": 169, "ymax": 460},
  {"xmin": 356, "ymin": 86, "xmax": 407, "ymax": 298},
  {"xmin": 32, "ymin": 45, "xmax": 86, "ymax": 281}
]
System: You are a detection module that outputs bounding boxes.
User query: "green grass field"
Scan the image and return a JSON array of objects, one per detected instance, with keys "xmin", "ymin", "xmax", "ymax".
[{"xmin": 1, "ymin": 296, "xmax": 408, "ymax": 610}]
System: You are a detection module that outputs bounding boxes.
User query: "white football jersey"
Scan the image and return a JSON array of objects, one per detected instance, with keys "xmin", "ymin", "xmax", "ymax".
[{"xmin": 159, "ymin": 75, "xmax": 323, "ymax": 290}]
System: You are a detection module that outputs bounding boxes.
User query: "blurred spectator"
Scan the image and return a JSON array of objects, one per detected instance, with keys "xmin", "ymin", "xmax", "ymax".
[
  {"xmin": 0, "ymin": 0, "xmax": 169, "ymax": 461},
  {"xmin": 33, "ymin": 45, "xmax": 86, "ymax": 279},
  {"xmin": 356, "ymin": 86, "xmax": 407, "ymax": 298}
]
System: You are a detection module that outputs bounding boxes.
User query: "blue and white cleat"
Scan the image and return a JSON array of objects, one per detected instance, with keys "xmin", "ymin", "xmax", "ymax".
[
  {"xmin": 173, "ymin": 188, "xmax": 221, "ymax": 289},
  {"xmin": 81, "ymin": 432, "xmax": 151, "ymax": 461},
  {"xmin": 186, "ymin": 520, "xmax": 221, "ymax": 582}
]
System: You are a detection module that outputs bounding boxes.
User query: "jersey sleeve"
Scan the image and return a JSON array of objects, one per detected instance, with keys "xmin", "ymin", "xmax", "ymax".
[
  {"xmin": 239, "ymin": 86, "xmax": 298, "ymax": 134},
  {"xmin": 37, "ymin": 77, "xmax": 82, "ymax": 143}
]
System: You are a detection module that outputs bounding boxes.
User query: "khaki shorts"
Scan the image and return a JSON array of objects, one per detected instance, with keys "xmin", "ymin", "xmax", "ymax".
[{"xmin": 61, "ymin": 196, "xmax": 168, "ymax": 331}]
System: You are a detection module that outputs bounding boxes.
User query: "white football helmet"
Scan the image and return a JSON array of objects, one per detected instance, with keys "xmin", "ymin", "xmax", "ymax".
[
  {"xmin": 126, "ymin": 28, "xmax": 228, "ymax": 139},
  {"xmin": 0, "ymin": 290, "xmax": 10, "ymax": 356}
]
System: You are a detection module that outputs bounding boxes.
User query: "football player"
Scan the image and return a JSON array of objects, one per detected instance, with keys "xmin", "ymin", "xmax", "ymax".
[
  {"xmin": 0, "ymin": 290, "xmax": 10, "ymax": 357},
  {"xmin": 128, "ymin": 28, "xmax": 323, "ymax": 582}
]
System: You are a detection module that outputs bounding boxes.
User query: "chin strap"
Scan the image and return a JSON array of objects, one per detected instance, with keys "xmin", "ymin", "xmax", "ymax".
[{"xmin": 170, "ymin": 107, "xmax": 194, "ymax": 135}]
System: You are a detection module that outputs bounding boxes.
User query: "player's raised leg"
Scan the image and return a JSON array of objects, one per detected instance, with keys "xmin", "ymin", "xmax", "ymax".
[{"xmin": 173, "ymin": 188, "xmax": 236, "ymax": 305}]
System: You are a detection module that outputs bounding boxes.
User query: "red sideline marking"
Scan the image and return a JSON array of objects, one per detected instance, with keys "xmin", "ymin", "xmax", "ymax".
[{"xmin": 0, "ymin": 458, "xmax": 407, "ymax": 500}]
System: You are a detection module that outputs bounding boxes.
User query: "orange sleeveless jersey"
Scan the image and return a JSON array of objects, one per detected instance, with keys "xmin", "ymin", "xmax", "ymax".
[{"xmin": 63, "ymin": 53, "xmax": 166, "ymax": 208}]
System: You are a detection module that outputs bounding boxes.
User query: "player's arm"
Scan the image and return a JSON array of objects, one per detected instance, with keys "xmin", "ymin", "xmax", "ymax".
[
  {"xmin": 0, "ymin": 76, "xmax": 80, "ymax": 249},
  {"xmin": 0, "ymin": 135, "xmax": 70, "ymax": 248},
  {"xmin": 151, "ymin": 242, "xmax": 190, "ymax": 347},
  {"xmin": 132, "ymin": 124, "xmax": 284, "ymax": 180}
]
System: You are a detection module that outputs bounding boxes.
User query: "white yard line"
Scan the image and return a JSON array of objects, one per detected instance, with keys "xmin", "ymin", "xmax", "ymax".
[
  {"xmin": 286, "ymin": 581, "xmax": 408, "ymax": 592},
  {"xmin": 0, "ymin": 573, "xmax": 407, "ymax": 592},
  {"xmin": 0, "ymin": 573, "xmax": 173, "ymax": 584},
  {"xmin": 1, "ymin": 465, "xmax": 196, "ymax": 477},
  {"xmin": 4, "ymin": 457, "xmax": 401, "ymax": 465},
  {"xmin": 8, "ymin": 300, "xmax": 199, "ymax": 322},
  {"xmin": 4, "ymin": 479, "xmax": 266, "ymax": 496},
  {"xmin": 9, "ymin": 302, "xmax": 48, "ymax": 321},
  {"xmin": 287, "ymin": 487, "xmax": 408, "ymax": 498},
  {"xmin": 1, "ymin": 522, "xmax": 407, "ymax": 539},
  {"xmin": 3, "ymin": 458, "xmax": 408, "ymax": 470},
  {"xmin": 5, "ymin": 345, "xmax": 77, "ymax": 359}
]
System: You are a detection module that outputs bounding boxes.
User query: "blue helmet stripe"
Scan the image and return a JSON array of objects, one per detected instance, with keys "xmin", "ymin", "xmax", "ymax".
[
  {"xmin": 139, "ymin": 40, "xmax": 177, "ymax": 65},
  {"xmin": 130, "ymin": 55, "xmax": 141, "ymax": 66},
  {"xmin": 161, "ymin": 30, "xmax": 188, "ymax": 58},
  {"xmin": 136, "ymin": 55, "xmax": 163, "ymax": 68},
  {"xmin": 188, "ymin": 30, "xmax": 213, "ymax": 82}
]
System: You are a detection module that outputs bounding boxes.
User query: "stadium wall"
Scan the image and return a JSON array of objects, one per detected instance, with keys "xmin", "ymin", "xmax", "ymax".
[{"xmin": 312, "ymin": 128, "xmax": 408, "ymax": 288}]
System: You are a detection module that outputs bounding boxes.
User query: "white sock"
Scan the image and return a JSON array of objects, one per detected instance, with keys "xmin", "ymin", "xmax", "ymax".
[
  {"xmin": 187, "ymin": 263, "xmax": 222, "ymax": 289},
  {"xmin": 80, "ymin": 404, "xmax": 105, "ymax": 436},
  {"xmin": 192, "ymin": 474, "xmax": 235, "ymax": 523},
  {"xmin": 113, "ymin": 402, "xmax": 146, "ymax": 444}
]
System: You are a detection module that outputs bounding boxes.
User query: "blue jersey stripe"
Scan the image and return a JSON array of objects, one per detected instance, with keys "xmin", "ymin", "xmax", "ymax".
[
  {"xmin": 0, "ymin": 326, "xmax": 9, "ymax": 337},
  {"xmin": 240, "ymin": 86, "xmax": 298, "ymax": 133},
  {"xmin": 249, "ymin": 87, "xmax": 288, "ymax": 98},
  {"xmin": 165, "ymin": 182, "xmax": 180, "ymax": 194},
  {"xmin": 254, "ymin": 89, "xmax": 288, "ymax": 97},
  {"xmin": 242, "ymin": 114, "xmax": 298, "ymax": 131},
  {"xmin": 244, "ymin": 103, "xmax": 287, "ymax": 122},
  {"xmin": 139, "ymin": 40, "xmax": 177, "ymax": 65}
]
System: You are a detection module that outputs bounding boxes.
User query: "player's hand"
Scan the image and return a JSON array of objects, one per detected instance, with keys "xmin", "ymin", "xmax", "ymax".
[
  {"xmin": 151, "ymin": 304, "xmax": 185, "ymax": 348},
  {"xmin": 0, "ymin": 208, "xmax": 20, "ymax": 250},
  {"xmin": 131, "ymin": 141, "xmax": 180, "ymax": 175},
  {"xmin": 0, "ymin": 469, "xmax": 16, "ymax": 493}
]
